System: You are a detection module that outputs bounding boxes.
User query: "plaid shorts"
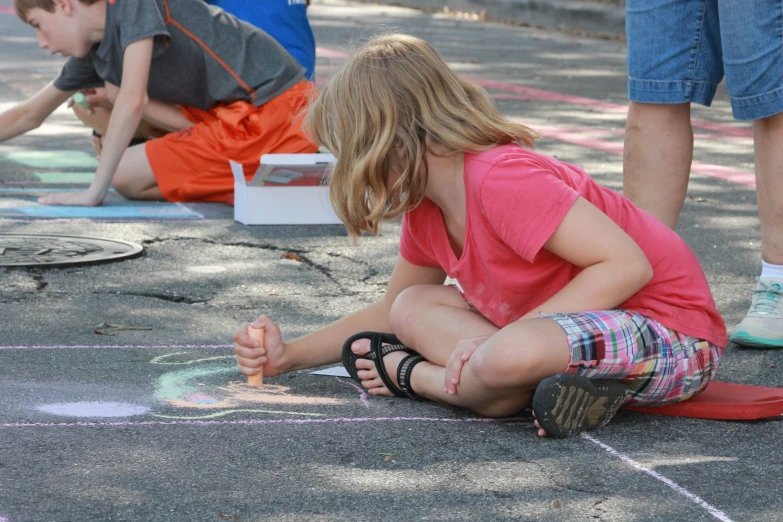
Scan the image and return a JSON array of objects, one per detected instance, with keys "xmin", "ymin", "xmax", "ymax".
[{"xmin": 542, "ymin": 310, "xmax": 722, "ymax": 407}]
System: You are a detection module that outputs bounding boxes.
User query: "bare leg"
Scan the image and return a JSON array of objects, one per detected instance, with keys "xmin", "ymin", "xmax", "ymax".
[
  {"xmin": 111, "ymin": 143, "xmax": 164, "ymax": 201},
  {"xmin": 753, "ymin": 112, "xmax": 783, "ymax": 266},
  {"xmin": 71, "ymin": 104, "xmax": 167, "ymax": 142},
  {"xmin": 729, "ymin": 112, "xmax": 783, "ymax": 347},
  {"xmin": 623, "ymin": 102, "xmax": 693, "ymax": 229},
  {"xmin": 353, "ymin": 285, "xmax": 571, "ymax": 418}
]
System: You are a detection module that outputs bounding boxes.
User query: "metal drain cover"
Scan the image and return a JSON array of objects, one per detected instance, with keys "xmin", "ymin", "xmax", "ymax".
[{"xmin": 0, "ymin": 234, "xmax": 143, "ymax": 267}]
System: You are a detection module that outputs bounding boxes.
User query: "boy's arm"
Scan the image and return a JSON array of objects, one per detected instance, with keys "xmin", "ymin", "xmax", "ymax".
[
  {"xmin": 142, "ymin": 99, "xmax": 195, "ymax": 133},
  {"xmin": 0, "ymin": 82, "xmax": 73, "ymax": 142},
  {"xmin": 39, "ymin": 38, "xmax": 154, "ymax": 206}
]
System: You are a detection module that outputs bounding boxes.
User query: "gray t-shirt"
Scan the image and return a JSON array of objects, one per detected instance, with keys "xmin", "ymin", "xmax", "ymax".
[{"xmin": 53, "ymin": 0, "xmax": 305, "ymax": 109}]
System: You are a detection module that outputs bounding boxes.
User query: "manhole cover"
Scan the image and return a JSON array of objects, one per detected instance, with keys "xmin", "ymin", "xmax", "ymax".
[{"xmin": 0, "ymin": 234, "xmax": 143, "ymax": 267}]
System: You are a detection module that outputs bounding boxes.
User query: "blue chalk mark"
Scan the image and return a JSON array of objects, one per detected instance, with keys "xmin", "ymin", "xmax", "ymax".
[
  {"xmin": 12, "ymin": 206, "xmax": 201, "ymax": 219},
  {"xmin": 0, "ymin": 199, "xmax": 202, "ymax": 219},
  {"xmin": 0, "ymin": 188, "xmax": 114, "ymax": 193}
]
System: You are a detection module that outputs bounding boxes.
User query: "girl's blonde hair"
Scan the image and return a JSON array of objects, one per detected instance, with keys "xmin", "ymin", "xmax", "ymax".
[{"xmin": 304, "ymin": 34, "xmax": 539, "ymax": 238}]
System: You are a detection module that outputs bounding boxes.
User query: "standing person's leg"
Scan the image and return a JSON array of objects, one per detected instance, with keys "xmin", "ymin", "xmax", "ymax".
[
  {"xmin": 623, "ymin": 102, "xmax": 692, "ymax": 229},
  {"xmin": 753, "ymin": 113, "xmax": 783, "ymax": 270},
  {"xmin": 719, "ymin": 0, "xmax": 783, "ymax": 347},
  {"xmin": 623, "ymin": 0, "xmax": 723, "ymax": 229}
]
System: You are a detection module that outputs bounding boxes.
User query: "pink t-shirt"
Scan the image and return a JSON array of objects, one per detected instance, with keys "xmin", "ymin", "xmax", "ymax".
[{"xmin": 399, "ymin": 144, "xmax": 727, "ymax": 348}]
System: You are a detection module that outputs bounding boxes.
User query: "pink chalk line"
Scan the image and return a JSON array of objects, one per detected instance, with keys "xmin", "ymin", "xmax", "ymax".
[
  {"xmin": 469, "ymin": 77, "xmax": 753, "ymax": 139},
  {"xmin": 315, "ymin": 47, "xmax": 755, "ymax": 188},
  {"xmin": 0, "ymin": 5, "xmax": 13, "ymax": 14},
  {"xmin": 0, "ymin": 416, "xmax": 527, "ymax": 429},
  {"xmin": 0, "ymin": 344, "xmax": 233, "ymax": 350},
  {"xmin": 583, "ymin": 434, "xmax": 735, "ymax": 522},
  {"xmin": 338, "ymin": 378, "xmax": 371, "ymax": 408},
  {"xmin": 316, "ymin": 47, "xmax": 349, "ymax": 59},
  {"xmin": 533, "ymin": 124, "xmax": 756, "ymax": 188}
]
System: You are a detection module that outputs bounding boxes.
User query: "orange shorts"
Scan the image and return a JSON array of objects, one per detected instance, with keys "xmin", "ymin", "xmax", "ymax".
[{"xmin": 146, "ymin": 81, "xmax": 318, "ymax": 203}]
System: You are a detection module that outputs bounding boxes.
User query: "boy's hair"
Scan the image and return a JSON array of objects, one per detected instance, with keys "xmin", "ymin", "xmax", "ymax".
[
  {"xmin": 14, "ymin": 0, "xmax": 100, "ymax": 21},
  {"xmin": 304, "ymin": 33, "xmax": 539, "ymax": 238}
]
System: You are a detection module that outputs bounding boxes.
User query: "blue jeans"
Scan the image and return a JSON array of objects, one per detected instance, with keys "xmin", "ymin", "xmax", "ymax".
[{"xmin": 627, "ymin": 0, "xmax": 783, "ymax": 120}]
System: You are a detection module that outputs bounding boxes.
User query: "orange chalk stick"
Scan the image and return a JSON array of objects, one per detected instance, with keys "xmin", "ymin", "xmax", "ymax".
[{"xmin": 247, "ymin": 326, "xmax": 265, "ymax": 386}]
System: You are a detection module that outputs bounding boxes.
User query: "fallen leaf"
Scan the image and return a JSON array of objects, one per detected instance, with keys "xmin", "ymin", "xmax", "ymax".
[
  {"xmin": 551, "ymin": 500, "xmax": 563, "ymax": 508},
  {"xmin": 771, "ymin": 363, "xmax": 777, "ymax": 368},
  {"xmin": 93, "ymin": 322, "xmax": 153, "ymax": 335},
  {"xmin": 384, "ymin": 456, "xmax": 391, "ymax": 463},
  {"xmin": 280, "ymin": 253, "xmax": 304, "ymax": 263}
]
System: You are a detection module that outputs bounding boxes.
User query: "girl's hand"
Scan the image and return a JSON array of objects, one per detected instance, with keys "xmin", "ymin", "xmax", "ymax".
[
  {"xmin": 444, "ymin": 335, "xmax": 490, "ymax": 395},
  {"xmin": 233, "ymin": 315, "xmax": 287, "ymax": 378}
]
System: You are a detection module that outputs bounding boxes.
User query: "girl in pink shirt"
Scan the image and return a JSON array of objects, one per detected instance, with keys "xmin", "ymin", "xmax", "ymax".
[{"xmin": 233, "ymin": 34, "xmax": 727, "ymax": 438}]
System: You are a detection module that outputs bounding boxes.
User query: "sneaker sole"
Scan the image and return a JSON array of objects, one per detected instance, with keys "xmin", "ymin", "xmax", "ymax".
[
  {"xmin": 532, "ymin": 374, "xmax": 627, "ymax": 439},
  {"xmin": 730, "ymin": 330, "xmax": 783, "ymax": 349}
]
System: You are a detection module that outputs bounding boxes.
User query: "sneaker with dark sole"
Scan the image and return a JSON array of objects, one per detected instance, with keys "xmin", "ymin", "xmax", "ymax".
[{"xmin": 532, "ymin": 374, "xmax": 628, "ymax": 438}]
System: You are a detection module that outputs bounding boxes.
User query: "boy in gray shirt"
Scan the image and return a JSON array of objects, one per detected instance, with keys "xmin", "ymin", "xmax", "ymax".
[{"xmin": 2, "ymin": 0, "xmax": 317, "ymax": 205}]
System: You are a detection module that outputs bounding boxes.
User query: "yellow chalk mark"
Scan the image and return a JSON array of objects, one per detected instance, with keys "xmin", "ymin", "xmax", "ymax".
[
  {"xmin": 222, "ymin": 381, "xmax": 346, "ymax": 405},
  {"xmin": 150, "ymin": 352, "xmax": 234, "ymax": 365},
  {"xmin": 150, "ymin": 409, "xmax": 326, "ymax": 420}
]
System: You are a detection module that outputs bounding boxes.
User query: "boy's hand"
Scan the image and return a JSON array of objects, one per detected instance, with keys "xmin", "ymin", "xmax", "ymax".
[
  {"xmin": 37, "ymin": 189, "xmax": 104, "ymax": 206},
  {"xmin": 83, "ymin": 88, "xmax": 114, "ymax": 111},
  {"xmin": 443, "ymin": 335, "xmax": 490, "ymax": 395},
  {"xmin": 233, "ymin": 315, "xmax": 287, "ymax": 378}
]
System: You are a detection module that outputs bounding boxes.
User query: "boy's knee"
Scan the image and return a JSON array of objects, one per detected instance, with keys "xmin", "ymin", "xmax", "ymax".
[
  {"xmin": 111, "ymin": 178, "xmax": 136, "ymax": 200},
  {"xmin": 111, "ymin": 171, "xmax": 148, "ymax": 200}
]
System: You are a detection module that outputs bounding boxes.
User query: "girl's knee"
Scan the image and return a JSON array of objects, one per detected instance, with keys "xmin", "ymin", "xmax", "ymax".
[
  {"xmin": 468, "ymin": 347, "xmax": 524, "ymax": 390},
  {"xmin": 467, "ymin": 332, "xmax": 562, "ymax": 391},
  {"xmin": 389, "ymin": 285, "xmax": 457, "ymax": 341}
]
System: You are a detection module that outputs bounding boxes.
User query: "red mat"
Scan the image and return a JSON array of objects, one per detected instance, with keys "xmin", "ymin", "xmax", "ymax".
[{"xmin": 624, "ymin": 381, "xmax": 783, "ymax": 420}]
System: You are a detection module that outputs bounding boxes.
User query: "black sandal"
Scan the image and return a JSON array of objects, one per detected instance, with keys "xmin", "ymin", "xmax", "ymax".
[
  {"xmin": 92, "ymin": 130, "xmax": 148, "ymax": 151},
  {"xmin": 532, "ymin": 374, "xmax": 628, "ymax": 438},
  {"xmin": 341, "ymin": 331, "xmax": 425, "ymax": 400}
]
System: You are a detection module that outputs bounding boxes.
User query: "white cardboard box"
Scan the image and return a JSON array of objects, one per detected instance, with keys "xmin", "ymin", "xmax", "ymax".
[{"xmin": 230, "ymin": 153, "xmax": 342, "ymax": 225}]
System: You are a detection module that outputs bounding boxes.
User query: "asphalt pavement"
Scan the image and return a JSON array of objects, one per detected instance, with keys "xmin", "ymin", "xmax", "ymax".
[{"xmin": 0, "ymin": 1, "xmax": 780, "ymax": 521}]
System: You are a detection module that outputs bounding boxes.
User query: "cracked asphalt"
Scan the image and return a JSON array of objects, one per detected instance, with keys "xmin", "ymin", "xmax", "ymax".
[{"xmin": 1, "ymin": 1, "xmax": 782, "ymax": 521}]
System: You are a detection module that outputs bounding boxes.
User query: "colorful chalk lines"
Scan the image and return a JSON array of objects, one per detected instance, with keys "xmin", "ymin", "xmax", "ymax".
[
  {"xmin": 0, "ymin": 345, "xmax": 363, "ymax": 426},
  {"xmin": 0, "ymin": 344, "xmax": 512, "ymax": 429},
  {"xmin": 0, "ymin": 150, "xmax": 203, "ymax": 219}
]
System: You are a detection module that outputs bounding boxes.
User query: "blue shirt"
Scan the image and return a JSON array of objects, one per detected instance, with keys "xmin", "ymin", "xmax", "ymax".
[{"xmin": 207, "ymin": 0, "xmax": 315, "ymax": 79}]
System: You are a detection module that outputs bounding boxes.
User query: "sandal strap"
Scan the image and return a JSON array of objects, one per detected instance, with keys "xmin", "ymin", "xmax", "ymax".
[
  {"xmin": 397, "ymin": 354, "xmax": 425, "ymax": 401},
  {"xmin": 370, "ymin": 334, "xmax": 409, "ymax": 398},
  {"xmin": 342, "ymin": 331, "xmax": 404, "ymax": 383}
]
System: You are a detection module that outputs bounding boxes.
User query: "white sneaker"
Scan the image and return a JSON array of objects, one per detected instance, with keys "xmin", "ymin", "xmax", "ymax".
[{"xmin": 730, "ymin": 277, "xmax": 783, "ymax": 348}]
